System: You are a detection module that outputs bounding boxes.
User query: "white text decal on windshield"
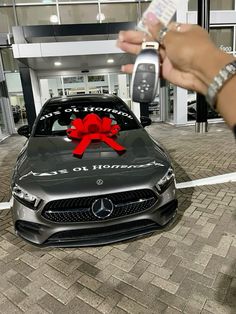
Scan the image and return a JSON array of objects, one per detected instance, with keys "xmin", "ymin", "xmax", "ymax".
[{"xmin": 40, "ymin": 107, "xmax": 134, "ymax": 120}]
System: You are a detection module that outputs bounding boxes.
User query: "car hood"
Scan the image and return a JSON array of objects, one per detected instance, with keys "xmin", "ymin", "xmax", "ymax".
[{"xmin": 15, "ymin": 129, "xmax": 171, "ymax": 198}]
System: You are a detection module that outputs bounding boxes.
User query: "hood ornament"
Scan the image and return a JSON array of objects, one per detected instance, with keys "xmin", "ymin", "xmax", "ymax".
[{"xmin": 96, "ymin": 179, "xmax": 103, "ymax": 185}]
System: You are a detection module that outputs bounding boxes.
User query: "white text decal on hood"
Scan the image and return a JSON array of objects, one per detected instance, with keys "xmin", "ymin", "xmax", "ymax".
[{"xmin": 19, "ymin": 161, "xmax": 164, "ymax": 180}]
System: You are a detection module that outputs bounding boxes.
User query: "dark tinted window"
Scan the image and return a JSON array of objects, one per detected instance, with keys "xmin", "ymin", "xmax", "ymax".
[{"xmin": 34, "ymin": 98, "xmax": 140, "ymax": 136}]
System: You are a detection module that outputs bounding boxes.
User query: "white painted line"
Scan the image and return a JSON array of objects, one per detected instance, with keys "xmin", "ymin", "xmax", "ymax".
[
  {"xmin": 0, "ymin": 197, "xmax": 13, "ymax": 211},
  {"xmin": 176, "ymin": 172, "xmax": 236, "ymax": 189},
  {"xmin": 0, "ymin": 135, "xmax": 10, "ymax": 143}
]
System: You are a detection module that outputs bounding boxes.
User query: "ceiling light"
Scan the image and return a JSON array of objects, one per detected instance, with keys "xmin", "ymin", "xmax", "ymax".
[
  {"xmin": 107, "ymin": 59, "xmax": 114, "ymax": 64},
  {"xmin": 54, "ymin": 61, "xmax": 62, "ymax": 66},
  {"xmin": 96, "ymin": 13, "xmax": 105, "ymax": 22},
  {"xmin": 50, "ymin": 15, "xmax": 59, "ymax": 23}
]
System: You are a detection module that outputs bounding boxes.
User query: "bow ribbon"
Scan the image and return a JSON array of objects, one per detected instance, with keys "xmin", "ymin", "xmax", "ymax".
[{"xmin": 66, "ymin": 113, "xmax": 126, "ymax": 158}]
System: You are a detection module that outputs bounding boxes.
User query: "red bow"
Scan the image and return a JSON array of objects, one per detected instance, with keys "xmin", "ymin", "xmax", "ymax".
[{"xmin": 66, "ymin": 113, "xmax": 126, "ymax": 158}]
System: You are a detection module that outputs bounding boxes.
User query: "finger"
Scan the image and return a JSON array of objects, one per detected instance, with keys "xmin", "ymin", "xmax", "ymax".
[
  {"xmin": 161, "ymin": 58, "xmax": 206, "ymax": 93},
  {"xmin": 117, "ymin": 40, "xmax": 142, "ymax": 55},
  {"xmin": 118, "ymin": 30, "xmax": 146, "ymax": 44},
  {"xmin": 120, "ymin": 64, "xmax": 134, "ymax": 74},
  {"xmin": 146, "ymin": 21, "xmax": 195, "ymax": 43},
  {"xmin": 168, "ymin": 22, "xmax": 194, "ymax": 33}
]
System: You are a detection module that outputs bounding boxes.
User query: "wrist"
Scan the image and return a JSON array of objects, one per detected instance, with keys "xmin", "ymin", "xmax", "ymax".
[{"xmin": 194, "ymin": 49, "xmax": 235, "ymax": 95}]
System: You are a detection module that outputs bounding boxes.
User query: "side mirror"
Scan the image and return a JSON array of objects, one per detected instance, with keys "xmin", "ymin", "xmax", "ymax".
[
  {"xmin": 140, "ymin": 116, "xmax": 152, "ymax": 128},
  {"xmin": 18, "ymin": 125, "xmax": 31, "ymax": 138}
]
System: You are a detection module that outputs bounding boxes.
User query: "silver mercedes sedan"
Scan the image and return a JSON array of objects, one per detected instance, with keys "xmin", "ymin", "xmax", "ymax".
[{"xmin": 11, "ymin": 94, "xmax": 177, "ymax": 247}]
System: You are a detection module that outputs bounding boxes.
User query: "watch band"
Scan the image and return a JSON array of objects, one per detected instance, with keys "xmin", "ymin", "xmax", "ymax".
[
  {"xmin": 233, "ymin": 125, "xmax": 236, "ymax": 139},
  {"xmin": 206, "ymin": 60, "xmax": 236, "ymax": 111}
]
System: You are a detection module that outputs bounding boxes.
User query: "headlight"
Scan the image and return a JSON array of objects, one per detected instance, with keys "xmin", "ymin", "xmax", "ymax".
[
  {"xmin": 156, "ymin": 168, "xmax": 175, "ymax": 193},
  {"xmin": 12, "ymin": 184, "xmax": 41, "ymax": 209}
]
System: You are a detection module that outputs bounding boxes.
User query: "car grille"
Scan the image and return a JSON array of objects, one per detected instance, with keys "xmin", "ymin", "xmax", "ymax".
[{"xmin": 41, "ymin": 189, "xmax": 158, "ymax": 223}]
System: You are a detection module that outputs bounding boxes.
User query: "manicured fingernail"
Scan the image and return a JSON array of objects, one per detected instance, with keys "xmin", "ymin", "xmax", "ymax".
[{"xmin": 145, "ymin": 12, "xmax": 160, "ymax": 26}]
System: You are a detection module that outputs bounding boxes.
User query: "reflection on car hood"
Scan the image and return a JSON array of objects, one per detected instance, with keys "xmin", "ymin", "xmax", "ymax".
[{"xmin": 15, "ymin": 129, "xmax": 171, "ymax": 197}]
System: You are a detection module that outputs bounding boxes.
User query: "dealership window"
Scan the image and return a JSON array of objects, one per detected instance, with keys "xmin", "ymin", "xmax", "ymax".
[
  {"xmin": 0, "ymin": 7, "xmax": 15, "ymax": 33},
  {"xmin": 0, "ymin": 0, "xmax": 13, "ymax": 4},
  {"xmin": 1, "ymin": 48, "xmax": 27, "ymax": 129},
  {"xmin": 188, "ymin": 0, "xmax": 235, "ymax": 11},
  {"xmin": 210, "ymin": 27, "xmax": 234, "ymax": 53},
  {"xmin": 1, "ymin": 48, "xmax": 18, "ymax": 72},
  {"xmin": 59, "ymin": 4, "xmax": 98, "ymax": 24},
  {"xmin": 141, "ymin": 2, "xmax": 150, "ymax": 15},
  {"xmin": 63, "ymin": 76, "xmax": 85, "ymax": 95},
  {"xmin": 15, "ymin": 0, "xmax": 56, "ymax": 2},
  {"xmin": 100, "ymin": 3, "xmax": 138, "ymax": 23},
  {"xmin": 16, "ymin": 5, "xmax": 58, "ymax": 25},
  {"xmin": 0, "ymin": 100, "xmax": 8, "ymax": 135}
]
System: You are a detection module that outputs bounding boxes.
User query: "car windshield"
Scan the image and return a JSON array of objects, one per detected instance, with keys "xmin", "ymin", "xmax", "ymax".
[{"xmin": 34, "ymin": 98, "xmax": 141, "ymax": 136}]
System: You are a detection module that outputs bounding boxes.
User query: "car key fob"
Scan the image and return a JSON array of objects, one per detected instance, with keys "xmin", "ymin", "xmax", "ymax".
[{"xmin": 131, "ymin": 42, "xmax": 160, "ymax": 103}]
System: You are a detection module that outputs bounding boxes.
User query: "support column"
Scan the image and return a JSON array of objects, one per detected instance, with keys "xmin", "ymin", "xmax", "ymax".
[
  {"xmin": 118, "ymin": 74, "xmax": 128, "ymax": 101},
  {"xmin": 30, "ymin": 68, "xmax": 42, "ymax": 115},
  {"xmin": 173, "ymin": 86, "xmax": 188, "ymax": 125},
  {"xmin": 140, "ymin": 103, "xmax": 149, "ymax": 118},
  {"xmin": 40, "ymin": 79, "xmax": 50, "ymax": 105},
  {"xmin": 0, "ymin": 53, "xmax": 15, "ymax": 135},
  {"xmin": 18, "ymin": 62, "xmax": 37, "ymax": 129},
  {"xmin": 196, "ymin": 0, "xmax": 210, "ymax": 133}
]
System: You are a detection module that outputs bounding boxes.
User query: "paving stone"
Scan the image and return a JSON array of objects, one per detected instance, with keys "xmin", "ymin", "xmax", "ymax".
[
  {"xmin": 111, "ymin": 256, "xmax": 137, "ymax": 272},
  {"xmin": 117, "ymin": 296, "xmax": 153, "ymax": 314},
  {"xmin": 183, "ymin": 297, "xmax": 205, "ymax": 314},
  {"xmin": 8, "ymin": 273, "xmax": 31, "ymax": 290},
  {"xmin": 77, "ymin": 273, "xmax": 102, "ymax": 291},
  {"xmin": 204, "ymin": 254, "xmax": 226, "ymax": 279},
  {"xmin": 203, "ymin": 300, "xmax": 232, "ymax": 314},
  {"xmin": 113, "ymin": 270, "xmax": 144, "ymax": 292},
  {"xmin": 169, "ymin": 265, "xmax": 189, "ymax": 284},
  {"xmin": 157, "ymin": 290, "xmax": 187, "ymax": 312},
  {"xmin": 151, "ymin": 275, "xmax": 179, "ymax": 294},
  {"xmin": 24, "ymin": 304, "xmax": 49, "ymax": 314},
  {"xmin": 147, "ymin": 264, "xmax": 173, "ymax": 280},
  {"xmin": 110, "ymin": 306, "xmax": 130, "ymax": 314},
  {"xmin": 78, "ymin": 261, "xmax": 100, "ymax": 277},
  {"xmin": 77, "ymin": 287, "xmax": 104, "ymax": 308},
  {"xmin": 66, "ymin": 296, "xmax": 101, "ymax": 314},
  {"xmin": 186, "ymin": 270, "xmax": 214, "ymax": 287},
  {"xmin": 3, "ymin": 285, "xmax": 27, "ymax": 306},
  {"xmin": 176, "ymin": 277, "xmax": 197, "ymax": 299},
  {"xmin": 129, "ymin": 259, "xmax": 150, "ymax": 277},
  {"xmin": 97, "ymin": 291, "xmax": 123, "ymax": 314},
  {"xmin": 37, "ymin": 294, "xmax": 66, "ymax": 313},
  {"xmin": 0, "ymin": 298, "xmax": 23, "ymax": 314},
  {"xmin": 44, "ymin": 267, "xmax": 83, "ymax": 289},
  {"xmin": 164, "ymin": 307, "xmax": 182, "ymax": 314}
]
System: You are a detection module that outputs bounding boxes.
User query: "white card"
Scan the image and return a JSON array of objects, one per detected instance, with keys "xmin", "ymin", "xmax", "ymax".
[{"xmin": 138, "ymin": 0, "xmax": 186, "ymax": 32}]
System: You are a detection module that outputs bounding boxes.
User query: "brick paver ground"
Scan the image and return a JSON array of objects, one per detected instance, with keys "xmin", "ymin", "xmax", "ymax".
[
  {"xmin": 0, "ymin": 123, "xmax": 235, "ymax": 314},
  {"xmin": 0, "ymin": 135, "xmax": 26, "ymax": 202}
]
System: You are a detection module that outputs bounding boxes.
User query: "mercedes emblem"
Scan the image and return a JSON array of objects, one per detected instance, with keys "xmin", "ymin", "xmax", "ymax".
[
  {"xmin": 91, "ymin": 198, "xmax": 114, "ymax": 219},
  {"xmin": 96, "ymin": 179, "xmax": 103, "ymax": 185}
]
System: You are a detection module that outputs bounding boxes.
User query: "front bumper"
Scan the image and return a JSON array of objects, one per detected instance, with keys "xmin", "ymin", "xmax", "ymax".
[{"xmin": 12, "ymin": 183, "xmax": 177, "ymax": 247}]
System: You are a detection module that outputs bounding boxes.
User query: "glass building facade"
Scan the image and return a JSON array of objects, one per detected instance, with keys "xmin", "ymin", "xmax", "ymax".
[{"xmin": 0, "ymin": 0, "xmax": 236, "ymax": 139}]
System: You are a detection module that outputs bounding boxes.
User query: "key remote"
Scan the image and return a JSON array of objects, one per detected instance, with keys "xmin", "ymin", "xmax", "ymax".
[{"xmin": 131, "ymin": 42, "xmax": 160, "ymax": 103}]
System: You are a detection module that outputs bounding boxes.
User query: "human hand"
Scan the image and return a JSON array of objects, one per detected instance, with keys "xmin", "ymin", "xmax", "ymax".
[{"xmin": 117, "ymin": 19, "xmax": 233, "ymax": 95}]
